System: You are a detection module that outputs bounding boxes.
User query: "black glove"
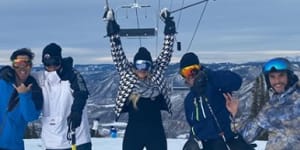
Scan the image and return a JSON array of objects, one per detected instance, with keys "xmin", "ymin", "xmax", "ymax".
[
  {"xmin": 67, "ymin": 111, "xmax": 82, "ymax": 129},
  {"xmin": 57, "ymin": 57, "xmax": 74, "ymax": 81},
  {"xmin": 191, "ymin": 71, "xmax": 207, "ymax": 97},
  {"xmin": 0, "ymin": 66, "xmax": 15, "ymax": 83},
  {"xmin": 160, "ymin": 8, "xmax": 176, "ymax": 35},
  {"xmin": 183, "ymin": 137, "xmax": 202, "ymax": 150},
  {"xmin": 103, "ymin": 8, "xmax": 120, "ymax": 36}
]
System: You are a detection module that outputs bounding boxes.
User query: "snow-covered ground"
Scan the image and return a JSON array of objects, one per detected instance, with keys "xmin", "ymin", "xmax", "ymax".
[{"xmin": 25, "ymin": 138, "xmax": 267, "ymax": 150}]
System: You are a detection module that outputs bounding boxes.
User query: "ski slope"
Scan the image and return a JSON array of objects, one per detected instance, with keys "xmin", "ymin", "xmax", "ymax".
[{"xmin": 25, "ymin": 138, "xmax": 267, "ymax": 150}]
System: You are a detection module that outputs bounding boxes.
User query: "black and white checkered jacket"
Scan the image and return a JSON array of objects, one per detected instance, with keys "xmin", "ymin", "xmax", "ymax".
[{"xmin": 109, "ymin": 33, "xmax": 175, "ymax": 121}]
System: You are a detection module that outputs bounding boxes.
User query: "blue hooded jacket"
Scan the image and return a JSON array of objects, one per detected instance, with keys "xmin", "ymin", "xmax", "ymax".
[{"xmin": 184, "ymin": 68, "xmax": 242, "ymax": 140}]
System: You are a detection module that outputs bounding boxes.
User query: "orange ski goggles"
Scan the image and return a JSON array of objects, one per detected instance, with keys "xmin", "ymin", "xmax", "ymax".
[
  {"xmin": 12, "ymin": 58, "xmax": 32, "ymax": 69},
  {"xmin": 180, "ymin": 64, "xmax": 201, "ymax": 78}
]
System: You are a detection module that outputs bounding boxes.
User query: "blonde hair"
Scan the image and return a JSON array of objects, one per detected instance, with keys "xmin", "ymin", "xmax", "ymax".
[{"xmin": 129, "ymin": 93, "xmax": 140, "ymax": 110}]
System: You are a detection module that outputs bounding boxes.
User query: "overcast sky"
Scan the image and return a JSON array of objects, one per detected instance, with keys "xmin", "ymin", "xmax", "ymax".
[{"xmin": 1, "ymin": 0, "xmax": 300, "ymax": 65}]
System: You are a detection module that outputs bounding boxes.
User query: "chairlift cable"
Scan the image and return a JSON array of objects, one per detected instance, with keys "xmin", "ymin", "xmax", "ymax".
[
  {"xmin": 155, "ymin": 0, "xmax": 161, "ymax": 57},
  {"xmin": 170, "ymin": 0, "xmax": 208, "ymax": 14},
  {"xmin": 186, "ymin": 0, "xmax": 209, "ymax": 52},
  {"xmin": 134, "ymin": 0, "xmax": 142, "ymax": 46},
  {"xmin": 169, "ymin": 0, "xmax": 174, "ymax": 11},
  {"xmin": 176, "ymin": 0, "xmax": 186, "ymax": 32}
]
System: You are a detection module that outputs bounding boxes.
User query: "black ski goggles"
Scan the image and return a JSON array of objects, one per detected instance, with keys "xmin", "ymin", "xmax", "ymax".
[{"xmin": 134, "ymin": 60, "xmax": 152, "ymax": 71}]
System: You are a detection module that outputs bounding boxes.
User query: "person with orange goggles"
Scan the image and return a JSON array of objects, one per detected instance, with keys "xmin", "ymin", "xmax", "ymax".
[
  {"xmin": 0, "ymin": 48, "xmax": 43, "ymax": 150},
  {"xmin": 179, "ymin": 52, "xmax": 253, "ymax": 150}
]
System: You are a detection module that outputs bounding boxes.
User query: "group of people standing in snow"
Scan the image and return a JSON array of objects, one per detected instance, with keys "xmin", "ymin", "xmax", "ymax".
[{"xmin": 0, "ymin": 7, "xmax": 300, "ymax": 150}]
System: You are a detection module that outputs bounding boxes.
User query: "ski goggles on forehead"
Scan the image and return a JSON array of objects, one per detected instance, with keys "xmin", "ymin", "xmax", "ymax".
[
  {"xmin": 12, "ymin": 58, "xmax": 32, "ymax": 68},
  {"xmin": 134, "ymin": 60, "xmax": 152, "ymax": 71},
  {"xmin": 180, "ymin": 64, "xmax": 201, "ymax": 78},
  {"xmin": 263, "ymin": 58, "xmax": 289, "ymax": 73}
]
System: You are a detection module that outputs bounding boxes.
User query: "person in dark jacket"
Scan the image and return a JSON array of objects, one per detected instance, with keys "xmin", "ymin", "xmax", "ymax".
[
  {"xmin": 179, "ymin": 52, "xmax": 248, "ymax": 150},
  {"xmin": 32, "ymin": 43, "xmax": 91, "ymax": 150},
  {"xmin": 0, "ymin": 48, "xmax": 43, "ymax": 150},
  {"xmin": 103, "ymin": 7, "xmax": 176, "ymax": 150}
]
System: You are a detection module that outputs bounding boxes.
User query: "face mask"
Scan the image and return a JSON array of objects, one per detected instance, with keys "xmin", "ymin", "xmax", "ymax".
[{"xmin": 44, "ymin": 71, "xmax": 60, "ymax": 84}]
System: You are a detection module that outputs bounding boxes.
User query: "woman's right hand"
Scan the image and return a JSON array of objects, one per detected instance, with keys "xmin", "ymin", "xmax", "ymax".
[{"xmin": 223, "ymin": 93, "xmax": 239, "ymax": 117}]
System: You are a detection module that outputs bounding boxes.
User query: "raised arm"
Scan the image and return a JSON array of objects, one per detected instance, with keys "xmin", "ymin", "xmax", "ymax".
[
  {"xmin": 104, "ymin": 9, "xmax": 130, "ymax": 73},
  {"xmin": 152, "ymin": 8, "xmax": 176, "ymax": 77}
]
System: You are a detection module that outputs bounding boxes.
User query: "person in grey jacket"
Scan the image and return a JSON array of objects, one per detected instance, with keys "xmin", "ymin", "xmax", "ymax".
[
  {"xmin": 224, "ymin": 57, "xmax": 300, "ymax": 150},
  {"xmin": 103, "ymin": 7, "xmax": 175, "ymax": 150}
]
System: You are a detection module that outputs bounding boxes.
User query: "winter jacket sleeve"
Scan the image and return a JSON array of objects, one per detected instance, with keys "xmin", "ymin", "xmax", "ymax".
[
  {"xmin": 236, "ymin": 117, "xmax": 264, "ymax": 143},
  {"xmin": 69, "ymin": 69, "xmax": 89, "ymax": 114},
  {"xmin": 57, "ymin": 57, "xmax": 89, "ymax": 113},
  {"xmin": 109, "ymin": 30, "xmax": 131, "ymax": 74},
  {"xmin": 209, "ymin": 70, "xmax": 242, "ymax": 92},
  {"xmin": 151, "ymin": 34, "xmax": 175, "ymax": 80}
]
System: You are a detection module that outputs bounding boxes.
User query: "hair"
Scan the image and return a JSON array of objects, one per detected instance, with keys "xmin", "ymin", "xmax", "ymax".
[
  {"xmin": 10, "ymin": 48, "xmax": 35, "ymax": 61},
  {"xmin": 129, "ymin": 93, "xmax": 140, "ymax": 110}
]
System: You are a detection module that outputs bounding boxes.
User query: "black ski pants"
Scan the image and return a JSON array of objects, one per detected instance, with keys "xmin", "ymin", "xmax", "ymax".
[{"xmin": 123, "ymin": 123, "xmax": 167, "ymax": 150}]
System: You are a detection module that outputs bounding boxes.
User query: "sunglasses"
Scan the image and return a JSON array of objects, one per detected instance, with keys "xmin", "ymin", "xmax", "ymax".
[
  {"xmin": 12, "ymin": 59, "xmax": 32, "ymax": 69},
  {"xmin": 180, "ymin": 64, "xmax": 201, "ymax": 78},
  {"xmin": 263, "ymin": 58, "xmax": 290, "ymax": 73},
  {"xmin": 134, "ymin": 60, "xmax": 152, "ymax": 71}
]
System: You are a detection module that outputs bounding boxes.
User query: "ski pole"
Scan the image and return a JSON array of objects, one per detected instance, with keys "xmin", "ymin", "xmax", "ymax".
[{"xmin": 71, "ymin": 128, "xmax": 77, "ymax": 150}]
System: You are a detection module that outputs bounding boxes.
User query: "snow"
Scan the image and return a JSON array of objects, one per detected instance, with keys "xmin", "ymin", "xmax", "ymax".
[{"xmin": 24, "ymin": 138, "xmax": 267, "ymax": 150}]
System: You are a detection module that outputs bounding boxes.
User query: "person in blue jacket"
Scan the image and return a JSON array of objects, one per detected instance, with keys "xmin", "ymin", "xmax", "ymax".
[
  {"xmin": 0, "ymin": 48, "xmax": 43, "ymax": 150},
  {"xmin": 180, "ymin": 52, "xmax": 252, "ymax": 150}
]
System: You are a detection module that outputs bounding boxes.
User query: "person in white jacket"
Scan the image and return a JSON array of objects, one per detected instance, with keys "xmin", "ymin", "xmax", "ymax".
[{"xmin": 32, "ymin": 43, "xmax": 91, "ymax": 150}]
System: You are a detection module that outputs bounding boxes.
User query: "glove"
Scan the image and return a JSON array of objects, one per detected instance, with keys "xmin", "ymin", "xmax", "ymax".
[
  {"xmin": 191, "ymin": 71, "xmax": 207, "ymax": 97},
  {"xmin": 182, "ymin": 137, "xmax": 202, "ymax": 150},
  {"xmin": 103, "ymin": 8, "xmax": 120, "ymax": 36},
  {"xmin": 67, "ymin": 111, "xmax": 82, "ymax": 129},
  {"xmin": 103, "ymin": 8, "xmax": 115, "ymax": 21},
  {"xmin": 57, "ymin": 57, "xmax": 74, "ymax": 81},
  {"xmin": 0, "ymin": 66, "xmax": 15, "ymax": 83},
  {"xmin": 160, "ymin": 8, "xmax": 176, "ymax": 35}
]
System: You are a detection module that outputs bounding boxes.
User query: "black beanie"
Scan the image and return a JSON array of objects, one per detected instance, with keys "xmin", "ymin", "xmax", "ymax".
[
  {"xmin": 42, "ymin": 43, "xmax": 62, "ymax": 66},
  {"xmin": 133, "ymin": 47, "xmax": 152, "ymax": 63},
  {"xmin": 180, "ymin": 52, "xmax": 200, "ymax": 70}
]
